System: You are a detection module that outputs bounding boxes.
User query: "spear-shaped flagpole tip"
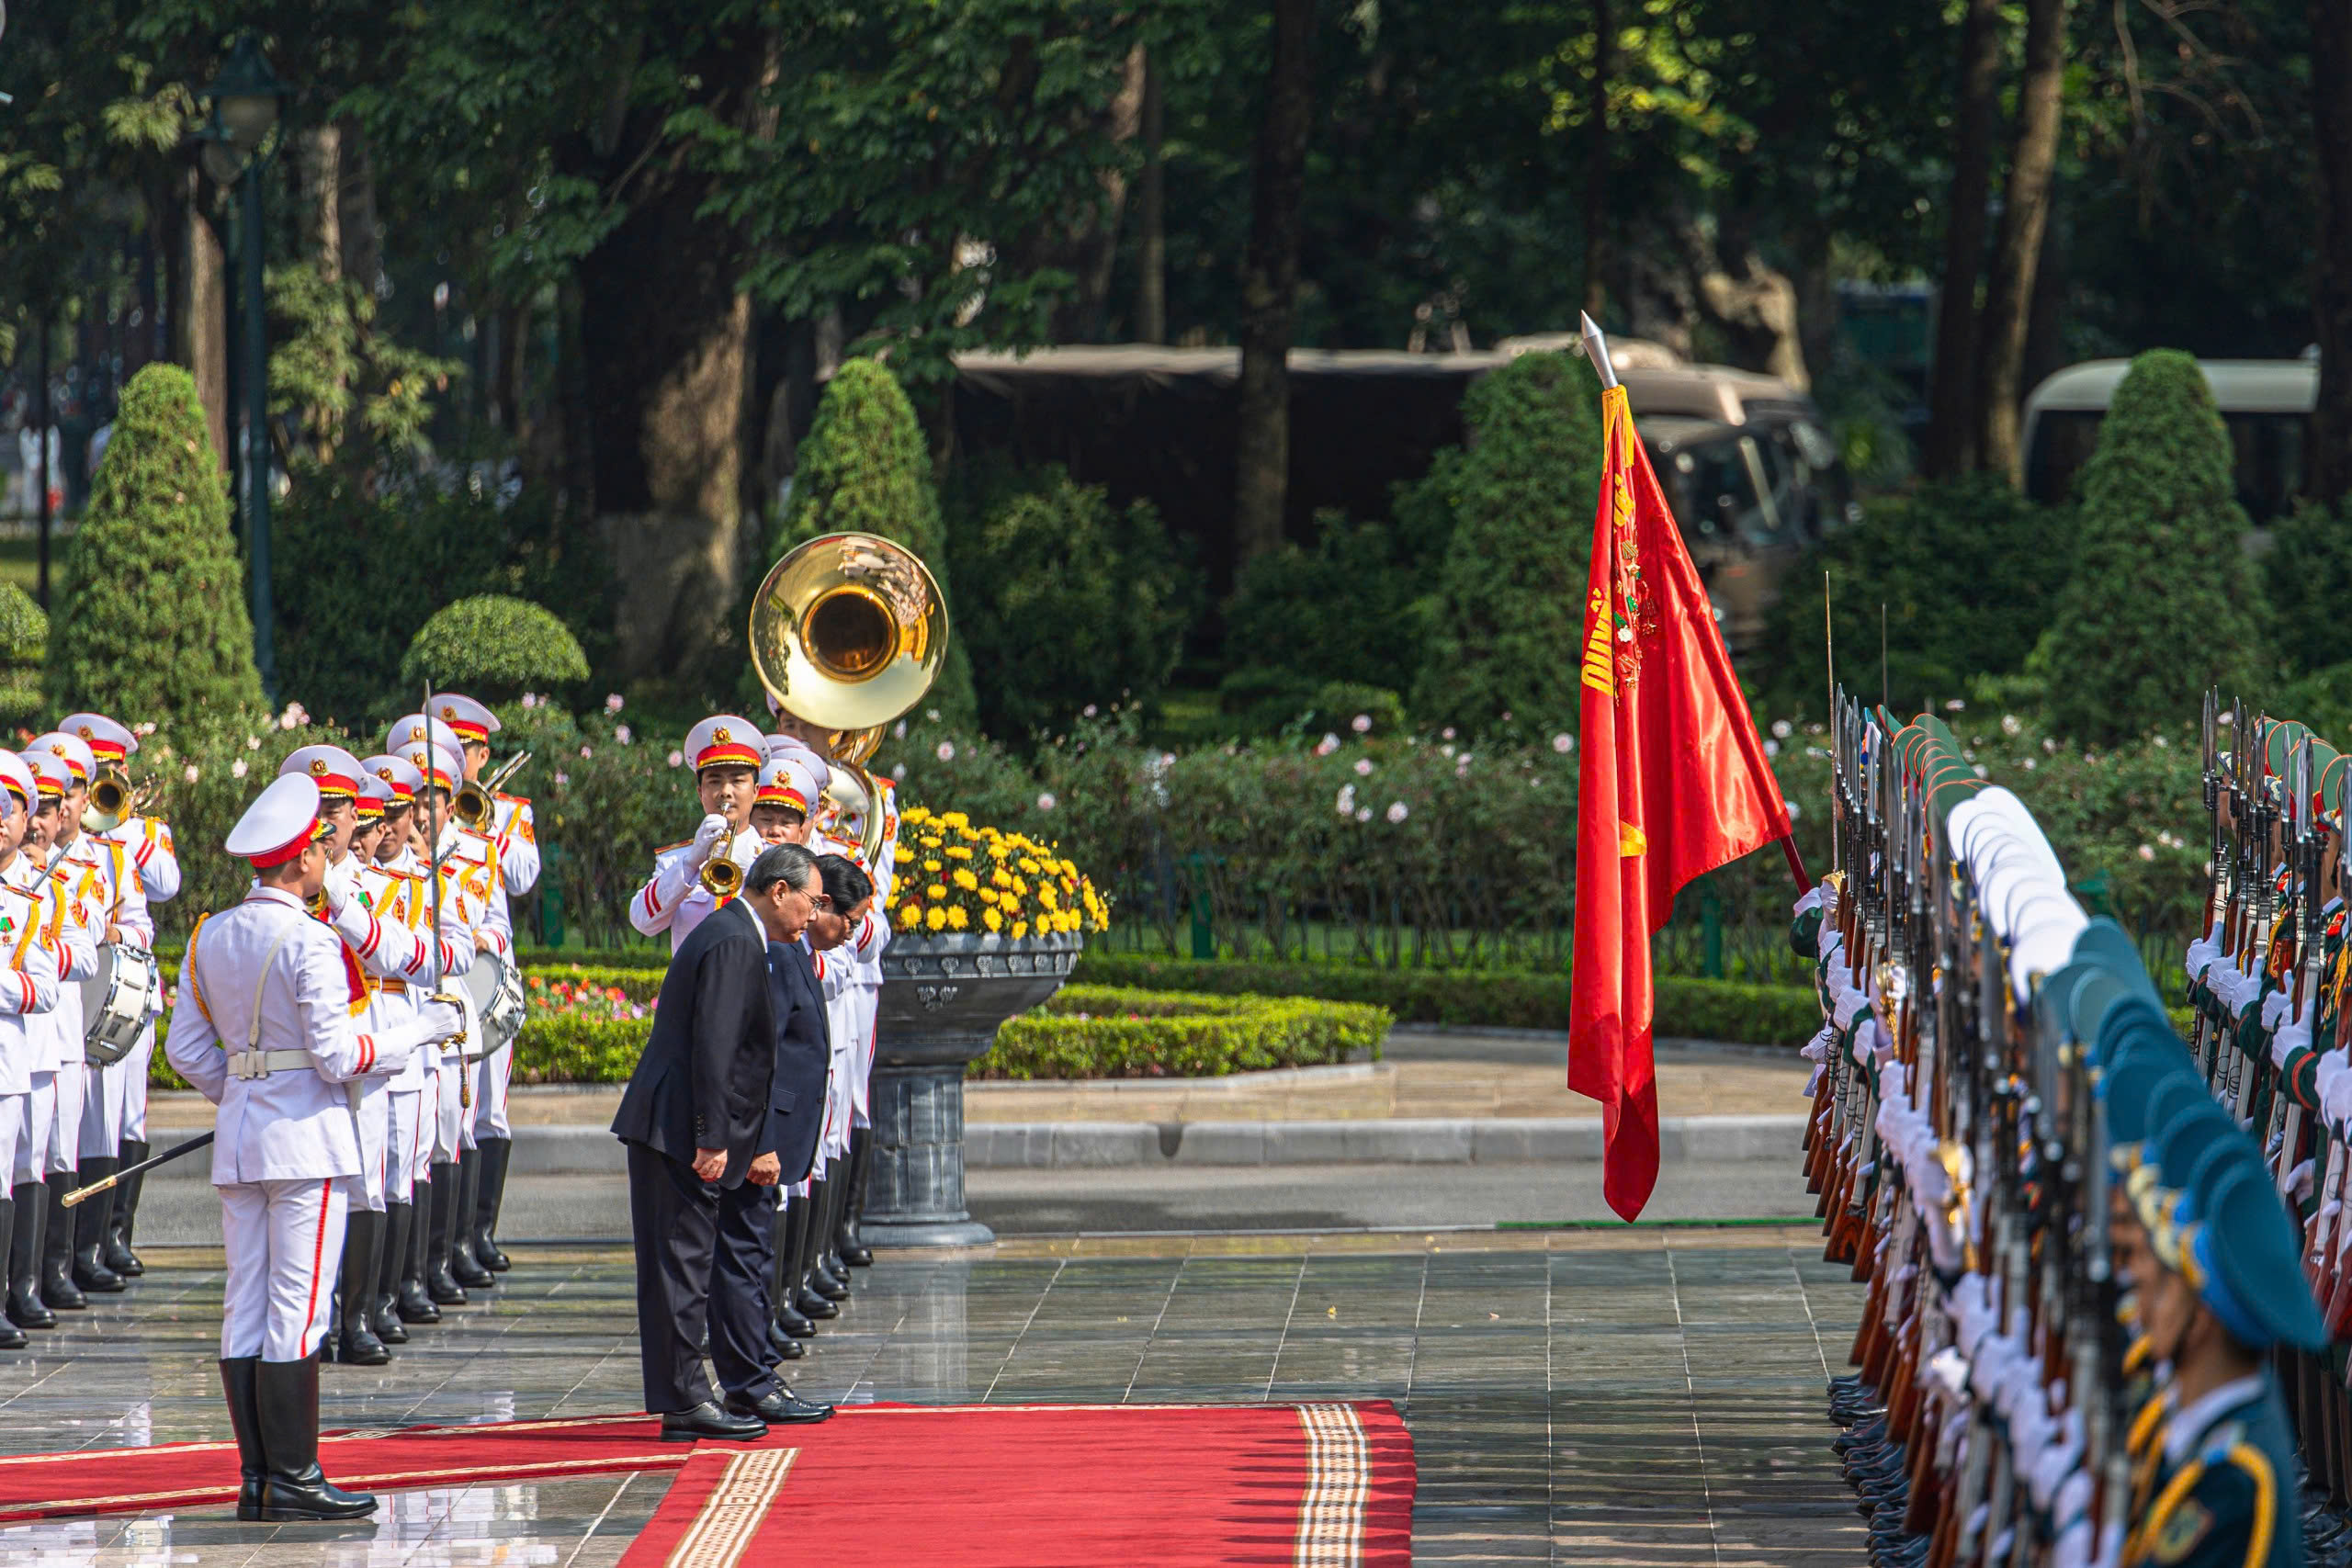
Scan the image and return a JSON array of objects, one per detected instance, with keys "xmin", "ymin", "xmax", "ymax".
[{"xmin": 1579, "ymin": 311, "xmax": 1620, "ymax": 391}]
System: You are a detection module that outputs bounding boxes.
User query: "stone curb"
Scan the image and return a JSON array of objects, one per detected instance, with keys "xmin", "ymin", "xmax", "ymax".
[{"xmin": 144, "ymin": 1112, "xmax": 1805, "ymax": 1179}]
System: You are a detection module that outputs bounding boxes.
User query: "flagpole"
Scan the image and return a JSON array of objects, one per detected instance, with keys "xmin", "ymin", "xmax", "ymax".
[{"xmin": 1579, "ymin": 312, "xmax": 1619, "ymax": 390}]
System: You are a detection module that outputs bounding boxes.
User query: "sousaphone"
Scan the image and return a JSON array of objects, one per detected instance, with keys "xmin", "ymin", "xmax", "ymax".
[{"xmin": 749, "ymin": 532, "xmax": 949, "ymax": 864}]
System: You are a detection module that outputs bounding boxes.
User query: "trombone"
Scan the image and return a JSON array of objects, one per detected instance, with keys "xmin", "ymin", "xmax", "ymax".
[
  {"xmin": 453, "ymin": 752, "xmax": 533, "ymax": 833},
  {"xmin": 81, "ymin": 769, "xmax": 146, "ymax": 836}
]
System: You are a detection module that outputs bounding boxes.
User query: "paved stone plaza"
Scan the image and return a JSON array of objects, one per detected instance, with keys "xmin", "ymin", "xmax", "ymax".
[{"xmin": 0, "ymin": 1226, "xmax": 1864, "ymax": 1565}]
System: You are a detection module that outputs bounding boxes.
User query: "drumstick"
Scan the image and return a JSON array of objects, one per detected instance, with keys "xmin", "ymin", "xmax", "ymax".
[{"xmin": 62, "ymin": 1132, "xmax": 213, "ymax": 1206}]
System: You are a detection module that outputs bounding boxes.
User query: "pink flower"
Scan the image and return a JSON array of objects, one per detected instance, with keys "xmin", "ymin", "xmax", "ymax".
[
  {"xmin": 521, "ymin": 694, "xmax": 537, "ymax": 710},
  {"xmin": 605, "ymin": 694, "xmax": 625, "ymax": 714},
  {"xmin": 1352, "ymin": 758, "xmax": 1373, "ymax": 776},
  {"xmin": 1385, "ymin": 801, "xmax": 1408, "ymax": 824},
  {"xmin": 1037, "ymin": 792, "xmax": 1057, "ymax": 811},
  {"xmin": 1083, "ymin": 705, "xmax": 1098, "ymax": 718},
  {"xmin": 182, "ymin": 764, "xmax": 199, "ymax": 784},
  {"xmin": 614, "ymin": 725, "xmax": 632, "ymax": 745},
  {"xmin": 1315, "ymin": 733, "xmax": 1340, "ymax": 757},
  {"xmin": 936, "ymin": 741, "xmax": 956, "ymax": 761},
  {"xmin": 1442, "ymin": 727, "xmax": 1455, "ymax": 741},
  {"xmin": 245, "ymin": 736, "xmax": 261, "ymax": 750},
  {"xmin": 230, "ymin": 758, "xmax": 248, "ymax": 779},
  {"xmin": 1354, "ymin": 807, "xmax": 1372, "ymax": 823},
  {"xmin": 1551, "ymin": 733, "xmax": 1573, "ymax": 754},
  {"xmin": 1351, "ymin": 714, "xmax": 1372, "ymax": 734},
  {"xmin": 667, "ymin": 750, "xmax": 684, "ymax": 768},
  {"xmin": 579, "ymin": 745, "xmax": 593, "ymax": 759},
  {"xmin": 554, "ymin": 772, "xmax": 570, "ymax": 786}
]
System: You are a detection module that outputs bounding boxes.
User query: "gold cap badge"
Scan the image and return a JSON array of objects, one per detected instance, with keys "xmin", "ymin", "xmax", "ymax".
[
  {"xmin": 308, "ymin": 759, "xmax": 328, "ymax": 777},
  {"xmin": 713, "ymin": 726, "xmax": 732, "ymax": 743},
  {"xmin": 74, "ymin": 726, "xmax": 91, "ymax": 739}
]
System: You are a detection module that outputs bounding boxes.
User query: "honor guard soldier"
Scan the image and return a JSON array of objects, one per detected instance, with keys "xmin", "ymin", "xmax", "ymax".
[
  {"xmin": 630, "ymin": 716, "xmax": 764, "ymax": 951},
  {"xmin": 8, "ymin": 750, "xmax": 98, "ymax": 1317},
  {"xmin": 393, "ymin": 737, "xmax": 496, "ymax": 1304},
  {"xmin": 420, "ymin": 694, "xmax": 535, "ymax": 1276},
  {"xmin": 28, "ymin": 729, "xmax": 152, "ymax": 1300},
  {"xmin": 61, "ymin": 712, "xmax": 175, "ymax": 1280},
  {"xmin": 0, "ymin": 754, "xmax": 60, "ymax": 1350},
  {"xmin": 164, "ymin": 774, "xmax": 462, "ymax": 1520}
]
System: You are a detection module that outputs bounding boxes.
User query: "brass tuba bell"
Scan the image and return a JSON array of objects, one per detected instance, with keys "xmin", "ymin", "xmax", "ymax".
[{"xmin": 750, "ymin": 533, "xmax": 946, "ymax": 865}]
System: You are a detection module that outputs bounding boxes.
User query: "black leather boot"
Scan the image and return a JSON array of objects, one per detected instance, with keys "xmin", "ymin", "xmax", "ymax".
[
  {"xmin": 106, "ymin": 1137, "xmax": 146, "ymax": 1276},
  {"xmin": 774, "ymin": 1198, "xmax": 815, "ymax": 1338},
  {"xmin": 807, "ymin": 1180, "xmax": 848, "ymax": 1302},
  {"xmin": 793, "ymin": 1183, "xmax": 839, "ymax": 1322},
  {"xmin": 334, "ymin": 1211, "xmax": 389, "ymax": 1365},
  {"xmin": 836, "ymin": 1128, "xmax": 874, "ymax": 1267},
  {"xmin": 373, "ymin": 1202, "xmax": 413, "ymax": 1343},
  {"xmin": 424, "ymin": 1162, "xmax": 466, "ymax": 1304},
  {"xmin": 0, "ymin": 1201, "xmax": 24, "ymax": 1348},
  {"xmin": 450, "ymin": 1149, "xmax": 493, "ymax": 1289},
  {"xmin": 471, "ymin": 1137, "xmax": 512, "ymax": 1271},
  {"xmin": 69, "ymin": 1158, "xmax": 123, "ymax": 1292},
  {"xmin": 399, "ymin": 1183, "xmax": 440, "ymax": 1323},
  {"xmin": 254, "ymin": 1356, "xmax": 376, "ymax": 1520},
  {"xmin": 6, "ymin": 1184, "xmax": 53, "ymax": 1329},
  {"xmin": 40, "ymin": 1175, "xmax": 85, "ymax": 1310},
  {"xmin": 220, "ymin": 1357, "xmax": 266, "ymax": 1520}
]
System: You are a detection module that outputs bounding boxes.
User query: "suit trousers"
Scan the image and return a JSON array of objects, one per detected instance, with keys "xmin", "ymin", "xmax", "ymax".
[
  {"xmin": 631, "ymin": 1141, "xmax": 776, "ymax": 1415},
  {"xmin": 710, "ymin": 1179, "xmax": 781, "ymax": 1404}
]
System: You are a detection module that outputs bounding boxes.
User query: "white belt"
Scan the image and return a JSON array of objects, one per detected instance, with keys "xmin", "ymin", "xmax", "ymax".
[{"xmin": 228, "ymin": 1048, "xmax": 321, "ymax": 1080}]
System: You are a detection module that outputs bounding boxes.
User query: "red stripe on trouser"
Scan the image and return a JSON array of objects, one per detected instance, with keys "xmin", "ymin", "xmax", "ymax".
[{"xmin": 302, "ymin": 1179, "xmax": 332, "ymax": 1342}]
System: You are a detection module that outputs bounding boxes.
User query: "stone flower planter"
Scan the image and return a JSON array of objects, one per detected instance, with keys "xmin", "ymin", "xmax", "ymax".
[{"xmin": 865, "ymin": 929, "xmax": 1081, "ymax": 1248}]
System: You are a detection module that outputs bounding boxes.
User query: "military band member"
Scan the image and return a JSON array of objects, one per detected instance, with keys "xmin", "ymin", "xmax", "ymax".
[
  {"xmin": 164, "ymin": 773, "xmax": 460, "ymax": 1521},
  {"xmin": 8, "ymin": 750, "xmax": 97, "ymax": 1317},
  {"xmin": 422, "ymin": 694, "xmax": 536, "ymax": 1275},
  {"xmin": 390, "ymin": 739, "xmax": 493, "ymax": 1307},
  {"xmin": 62, "ymin": 711, "xmax": 175, "ymax": 1280},
  {"xmin": 0, "ymin": 754, "xmax": 60, "ymax": 1350},
  {"xmin": 751, "ymin": 758, "xmax": 813, "ymax": 846},
  {"xmin": 630, "ymin": 716, "xmax": 764, "ymax": 951}
]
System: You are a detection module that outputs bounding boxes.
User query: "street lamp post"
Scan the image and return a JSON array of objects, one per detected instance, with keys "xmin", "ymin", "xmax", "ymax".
[{"xmin": 198, "ymin": 36, "xmax": 290, "ymax": 701}]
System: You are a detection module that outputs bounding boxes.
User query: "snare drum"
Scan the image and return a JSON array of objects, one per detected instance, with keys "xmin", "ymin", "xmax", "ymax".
[
  {"xmin": 460, "ymin": 950, "xmax": 528, "ymax": 1055},
  {"xmin": 82, "ymin": 943, "xmax": 159, "ymax": 1066}
]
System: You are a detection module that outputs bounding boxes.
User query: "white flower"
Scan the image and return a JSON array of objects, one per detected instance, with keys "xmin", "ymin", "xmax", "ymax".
[
  {"xmin": 1355, "ymin": 807, "xmax": 1372, "ymax": 823},
  {"xmin": 579, "ymin": 745, "xmax": 593, "ymax": 760},
  {"xmin": 1315, "ymin": 734, "xmax": 1340, "ymax": 757},
  {"xmin": 892, "ymin": 763, "xmax": 907, "ymax": 781},
  {"xmin": 1336, "ymin": 785, "xmax": 1356, "ymax": 816},
  {"xmin": 245, "ymin": 735, "xmax": 261, "ymax": 750},
  {"xmin": 1785, "ymin": 799, "xmax": 1802, "ymax": 820},
  {"xmin": 554, "ymin": 772, "xmax": 569, "ymax": 786},
  {"xmin": 1973, "ymin": 764, "xmax": 1988, "ymax": 779},
  {"xmin": 1037, "ymin": 792, "xmax": 1057, "ymax": 811},
  {"xmin": 1457, "ymin": 752, "xmax": 1473, "ymax": 769},
  {"xmin": 605, "ymin": 694, "xmax": 625, "ymax": 714},
  {"xmin": 1442, "ymin": 727, "xmax": 1456, "ymax": 741},
  {"xmin": 894, "ymin": 720, "xmax": 908, "ymax": 739},
  {"xmin": 2022, "ymin": 757, "xmax": 2038, "ymax": 771},
  {"xmin": 1945, "ymin": 698, "xmax": 1965, "ymax": 712},
  {"xmin": 1385, "ymin": 801, "xmax": 1408, "ymax": 824},
  {"xmin": 278, "ymin": 712, "xmax": 298, "ymax": 730},
  {"xmin": 1771, "ymin": 719, "xmax": 1792, "ymax": 739},
  {"xmin": 1552, "ymin": 733, "xmax": 1573, "ymax": 754},
  {"xmin": 230, "ymin": 758, "xmax": 247, "ymax": 779},
  {"xmin": 521, "ymin": 694, "xmax": 537, "ymax": 710},
  {"xmin": 1353, "ymin": 758, "xmax": 1374, "ymax": 776},
  {"xmin": 936, "ymin": 741, "xmax": 956, "ymax": 761},
  {"xmin": 614, "ymin": 725, "xmax": 632, "ymax": 746},
  {"xmin": 2152, "ymin": 734, "xmax": 2169, "ymax": 749},
  {"xmin": 2000, "ymin": 714, "xmax": 2021, "ymax": 737},
  {"xmin": 2139, "ymin": 844, "xmax": 2155, "ymax": 862},
  {"xmin": 1440, "ymin": 744, "xmax": 1454, "ymax": 759},
  {"xmin": 182, "ymin": 764, "xmax": 199, "ymax": 784},
  {"xmin": 926, "ymin": 708, "xmax": 941, "ymax": 722},
  {"xmin": 1083, "ymin": 705, "xmax": 1098, "ymax": 718},
  {"xmin": 1351, "ymin": 714, "xmax": 1373, "ymax": 734},
  {"xmin": 134, "ymin": 721, "xmax": 155, "ymax": 737},
  {"xmin": 2043, "ymin": 738, "xmax": 2058, "ymax": 754},
  {"xmin": 667, "ymin": 750, "xmax": 684, "ymax": 768},
  {"xmin": 1764, "ymin": 739, "xmax": 1781, "ymax": 758}
]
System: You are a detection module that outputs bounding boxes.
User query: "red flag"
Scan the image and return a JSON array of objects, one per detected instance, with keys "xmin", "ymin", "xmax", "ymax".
[{"xmin": 1569, "ymin": 382, "xmax": 1806, "ymax": 1221}]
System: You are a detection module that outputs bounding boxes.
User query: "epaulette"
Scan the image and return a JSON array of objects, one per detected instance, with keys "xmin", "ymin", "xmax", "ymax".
[
  {"xmin": 495, "ymin": 791, "xmax": 530, "ymax": 807},
  {"xmin": 658, "ymin": 839, "xmax": 693, "ymax": 855}
]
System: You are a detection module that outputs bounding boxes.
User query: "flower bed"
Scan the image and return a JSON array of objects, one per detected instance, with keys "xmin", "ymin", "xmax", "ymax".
[{"xmin": 977, "ymin": 986, "xmax": 1390, "ymax": 1081}]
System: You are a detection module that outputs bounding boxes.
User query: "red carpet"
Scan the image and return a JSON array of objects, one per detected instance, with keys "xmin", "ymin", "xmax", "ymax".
[{"xmin": 0, "ymin": 1403, "xmax": 1414, "ymax": 1565}]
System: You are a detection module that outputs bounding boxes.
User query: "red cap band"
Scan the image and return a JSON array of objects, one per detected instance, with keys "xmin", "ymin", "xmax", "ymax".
[{"xmin": 248, "ymin": 818, "xmax": 324, "ymax": 870}]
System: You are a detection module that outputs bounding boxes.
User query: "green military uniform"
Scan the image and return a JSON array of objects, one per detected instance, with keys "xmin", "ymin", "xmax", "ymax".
[{"xmin": 2130, "ymin": 1372, "xmax": 2302, "ymax": 1568}]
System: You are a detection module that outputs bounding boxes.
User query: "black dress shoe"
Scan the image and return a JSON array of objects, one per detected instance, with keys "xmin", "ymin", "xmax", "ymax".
[
  {"xmin": 724, "ymin": 1389, "xmax": 833, "ymax": 1425},
  {"xmin": 660, "ymin": 1401, "xmax": 766, "ymax": 1441},
  {"xmin": 794, "ymin": 1287, "xmax": 839, "ymax": 1321}
]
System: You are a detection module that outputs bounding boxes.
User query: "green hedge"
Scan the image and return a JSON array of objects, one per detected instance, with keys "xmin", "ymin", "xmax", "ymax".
[
  {"xmin": 1071, "ymin": 953, "xmax": 1823, "ymax": 1048},
  {"xmin": 981, "ymin": 986, "xmax": 1390, "ymax": 1081}
]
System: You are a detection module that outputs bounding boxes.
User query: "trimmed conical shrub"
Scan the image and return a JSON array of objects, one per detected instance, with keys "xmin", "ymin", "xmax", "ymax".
[
  {"xmin": 765, "ymin": 357, "xmax": 974, "ymax": 724},
  {"xmin": 2038, "ymin": 349, "xmax": 2262, "ymax": 745},
  {"xmin": 1410, "ymin": 352, "xmax": 1603, "ymax": 739},
  {"xmin": 401, "ymin": 594, "xmax": 589, "ymax": 699},
  {"xmin": 47, "ymin": 364, "xmax": 263, "ymax": 722}
]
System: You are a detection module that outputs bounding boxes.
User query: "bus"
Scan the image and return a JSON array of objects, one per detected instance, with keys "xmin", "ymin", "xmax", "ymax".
[{"xmin": 2021, "ymin": 357, "xmax": 2315, "ymax": 522}]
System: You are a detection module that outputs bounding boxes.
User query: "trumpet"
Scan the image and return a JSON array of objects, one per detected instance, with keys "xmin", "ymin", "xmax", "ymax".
[
  {"xmin": 81, "ymin": 768, "xmax": 140, "ymax": 836},
  {"xmin": 453, "ymin": 751, "xmax": 534, "ymax": 833}
]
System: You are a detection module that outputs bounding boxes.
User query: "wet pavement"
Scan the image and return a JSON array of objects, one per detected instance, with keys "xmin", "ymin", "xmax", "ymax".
[{"xmin": 0, "ymin": 1226, "xmax": 1863, "ymax": 1564}]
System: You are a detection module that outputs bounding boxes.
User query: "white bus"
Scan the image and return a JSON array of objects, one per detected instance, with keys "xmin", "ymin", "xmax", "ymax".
[{"xmin": 2020, "ymin": 356, "xmax": 2315, "ymax": 522}]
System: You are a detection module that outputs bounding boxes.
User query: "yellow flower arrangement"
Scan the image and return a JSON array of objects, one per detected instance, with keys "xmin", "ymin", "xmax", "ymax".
[{"xmin": 889, "ymin": 805, "xmax": 1113, "ymax": 941}]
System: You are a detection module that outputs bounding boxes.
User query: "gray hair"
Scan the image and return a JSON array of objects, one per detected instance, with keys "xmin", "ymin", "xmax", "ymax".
[{"xmin": 745, "ymin": 841, "xmax": 817, "ymax": 896}]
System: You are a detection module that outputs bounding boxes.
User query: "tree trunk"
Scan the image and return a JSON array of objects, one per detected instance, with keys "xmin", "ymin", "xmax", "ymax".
[
  {"xmin": 2311, "ymin": 0, "xmax": 2352, "ymax": 503},
  {"xmin": 1136, "ymin": 49, "xmax": 1167, "ymax": 344},
  {"xmin": 336, "ymin": 118, "xmax": 382, "ymax": 299},
  {"xmin": 1073, "ymin": 45, "xmax": 1149, "ymax": 340},
  {"xmin": 169, "ymin": 165, "xmax": 232, "ymax": 475},
  {"xmin": 1233, "ymin": 0, "xmax": 1318, "ymax": 566},
  {"xmin": 1973, "ymin": 0, "xmax": 2068, "ymax": 488},
  {"xmin": 1918, "ymin": 0, "xmax": 2004, "ymax": 479},
  {"xmin": 1583, "ymin": 0, "xmax": 1612, "ymax": 316},
  {"xmin": 299, "ymin": 125, "xmax": 342, "ymax": 282}
]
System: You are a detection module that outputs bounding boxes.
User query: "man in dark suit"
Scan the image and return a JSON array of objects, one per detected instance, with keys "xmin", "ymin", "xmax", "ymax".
[{"xmin": 612, "ymin": 842, "xmax": 821, "ymax": 1440}]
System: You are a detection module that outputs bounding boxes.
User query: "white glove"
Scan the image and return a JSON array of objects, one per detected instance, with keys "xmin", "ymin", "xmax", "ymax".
[
  {"xmin": 2263, "ymin": 988, "xmax": 2293, "ymax": 1031},
  {"xmin": 321, "ymin": 852, "xmax": 360, "ymax": 915},
  {"xmin": 2273, "ymin": 1013, "xmax": 2312, "ymax": 1069},
  {"xmin": 2187, "ymin": 932, "xmax": 2219, "ymax": 984},
  {"xmin": 416, "ymin": 998, "xmax": 466, "ymax": 1045},
  {"xmin": 690, "ymin": 813, "xmax": 731, "ymax": 869}
]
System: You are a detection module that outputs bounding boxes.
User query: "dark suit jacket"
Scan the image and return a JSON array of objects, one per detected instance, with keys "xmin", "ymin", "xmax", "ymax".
[
  {"xmin": 761, "ymin": 939, "xmax": 832, "ymax": 1184},
  {"xmin": 611, "ymin": 899, "xmax": 776, "ymax": 1189}
]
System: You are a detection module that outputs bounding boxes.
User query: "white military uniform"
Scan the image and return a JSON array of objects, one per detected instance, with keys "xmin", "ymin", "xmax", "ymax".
[
  {"xmin": 163, "ymin": 777, "xmax": 453, "ymax": 1360},
  {"xmin": 56, "ymin": 831, "xmax": 151, "ymax": 1161},
  {"xmin": 0, "ymin": 838, "xmax": 61, "ymax": 1190},
  {"xmin": 435, "ymin": 822, "xmax": 504, "ymax": 1153},
  {"xmin": 99, "ymin": 814, "xmax": 178, "ymax": 1145},
  {"xmin": 628, "ymin": 711, "xmax": 769, "ymax": 952},
  {"xmin": 4, "ymin": 754, "xmax": 98, "ymax": 1188}
]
